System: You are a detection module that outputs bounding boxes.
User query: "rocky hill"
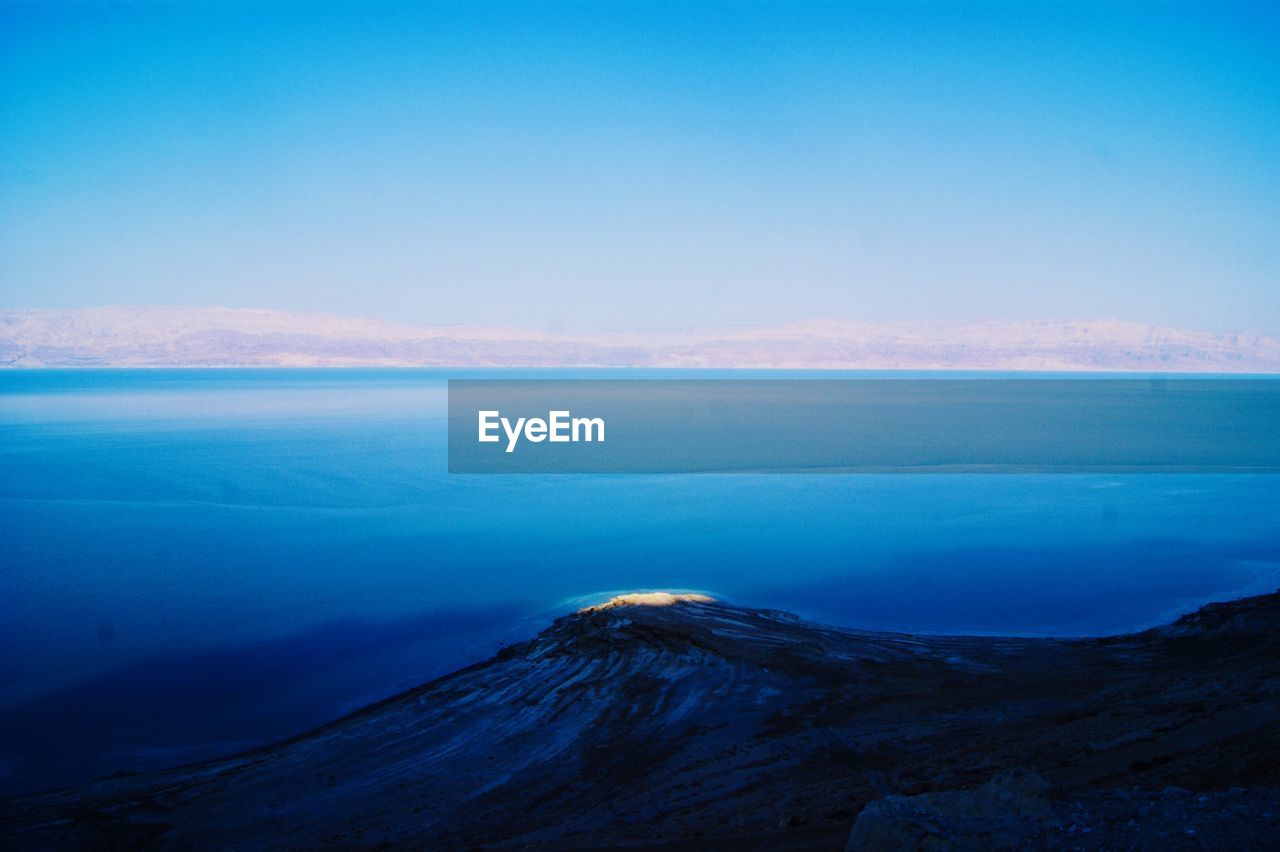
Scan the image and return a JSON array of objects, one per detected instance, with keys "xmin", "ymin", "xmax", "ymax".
[{"xmin": 2, "ymin": 590, "xmax": 1279, "ymax": 849}]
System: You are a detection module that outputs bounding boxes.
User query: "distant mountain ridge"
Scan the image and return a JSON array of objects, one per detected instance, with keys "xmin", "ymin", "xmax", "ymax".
[{"xmin": 2, "ymin": 306, "xmax": 1279, "ymax": 371}]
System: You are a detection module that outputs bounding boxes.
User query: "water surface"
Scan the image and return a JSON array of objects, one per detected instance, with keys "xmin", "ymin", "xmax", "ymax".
[{"xmin": 2, "ymin": 369, "xmax": 1278, "ymax": 794}]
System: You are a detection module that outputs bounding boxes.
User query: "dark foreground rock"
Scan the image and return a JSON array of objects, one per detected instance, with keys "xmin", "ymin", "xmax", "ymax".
[
  {"xmin": 847, "ymin": 767, "xmax": 1061, "ymax": 850},
  {"xmin": 2, "ymin": 590, "xmax": 1279, "ymax": 849},
  {"xmin": 846, "ymin": 768, "xmax": 1280, "ymax": 850}
]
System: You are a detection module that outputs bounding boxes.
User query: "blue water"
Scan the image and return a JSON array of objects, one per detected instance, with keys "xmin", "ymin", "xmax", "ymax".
[{"xmin": 2, "ymin": 369, "xmax": 1278, "ymax": 794}]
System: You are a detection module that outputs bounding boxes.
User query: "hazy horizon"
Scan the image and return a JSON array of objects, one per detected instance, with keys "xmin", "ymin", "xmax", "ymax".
[
  {"xmin": 5, "ymin": 304, "xmax": 1280, "ymax": 371},
  {"xmin": 4, "ymin": 303, "xmax": 1280, "ymax": 338},
  {"xmin": 2, "ymin": 2, "xmax": 1278, "ymax": 334}
]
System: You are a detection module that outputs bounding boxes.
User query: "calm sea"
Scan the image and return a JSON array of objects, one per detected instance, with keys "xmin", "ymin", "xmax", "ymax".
[{"xmin": 2, "ymin": 369, "xmax": 1278, "ymax": 794}]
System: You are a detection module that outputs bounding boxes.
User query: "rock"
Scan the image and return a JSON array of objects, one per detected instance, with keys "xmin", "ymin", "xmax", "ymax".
[{"xmin": 845, "ymin": 769, "xmax": 1058, "ymax": 851}]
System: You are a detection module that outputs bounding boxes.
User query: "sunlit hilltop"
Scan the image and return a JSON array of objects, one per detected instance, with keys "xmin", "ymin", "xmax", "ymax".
[{"xmin": 579, "ymin": 592, "xmax": 717, "ymax": 613}]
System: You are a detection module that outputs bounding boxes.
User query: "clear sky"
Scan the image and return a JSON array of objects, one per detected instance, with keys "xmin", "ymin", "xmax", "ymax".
[{"xmin": 1, "ymin": 1, "xmax": 1277, "ymax": 334}]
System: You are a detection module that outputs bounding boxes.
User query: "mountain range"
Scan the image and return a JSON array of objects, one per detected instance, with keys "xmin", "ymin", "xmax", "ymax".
[{"xmin": 3, "ymin": 307, "xmax": 1279, "ymax": 371}]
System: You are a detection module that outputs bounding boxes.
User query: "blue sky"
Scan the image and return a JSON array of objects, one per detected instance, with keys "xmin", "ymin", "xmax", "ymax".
[{"xmin": 1, "ymin": 1, "xmax": 1277, "ymax": 333}]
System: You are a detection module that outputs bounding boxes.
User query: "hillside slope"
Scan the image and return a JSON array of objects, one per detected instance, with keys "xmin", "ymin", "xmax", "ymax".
[{"xmin": 2, "ymin": 591, "xmax": 1279, "ymax": 849}]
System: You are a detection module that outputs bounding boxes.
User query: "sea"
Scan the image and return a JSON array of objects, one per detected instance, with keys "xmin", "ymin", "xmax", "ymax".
[{"xmin": 2, "ymin": 369, "xmax": 1278, "ymax": 794}]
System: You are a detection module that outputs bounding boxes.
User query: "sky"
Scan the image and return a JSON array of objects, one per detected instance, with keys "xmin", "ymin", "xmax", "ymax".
[{"xmin": 1, "ymin": 1, "xmax": 1277, "ymax": 334}]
